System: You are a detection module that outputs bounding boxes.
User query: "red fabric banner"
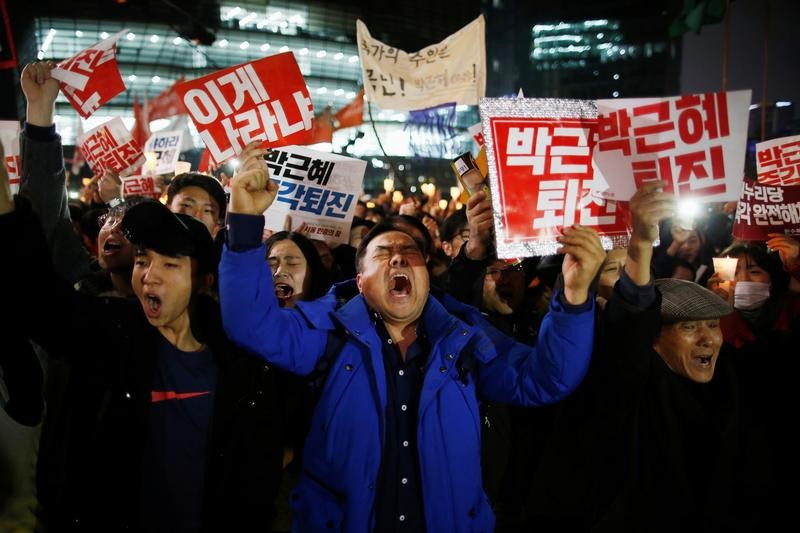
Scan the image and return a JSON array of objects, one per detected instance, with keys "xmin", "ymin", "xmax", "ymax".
[
  {"xmin": 149, "ymin": 76, "xmax": 187, "ymax": 120},
  {"xmin": 176, "ymin": 52, "xmax": 314, "ymax": 164},
  {"xmin": 334, "ymin": 89, "xmax": 364, "ymax": 129}
]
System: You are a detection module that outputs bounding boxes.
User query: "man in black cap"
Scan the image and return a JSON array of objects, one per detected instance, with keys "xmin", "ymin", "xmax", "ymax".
[
  {"xmin": 167, "ymin": 172, "xmax": 228, "ymax": 237},
  {"xmin": 0, "ymin": 180, "xmax": 288, "ymax": 530}
]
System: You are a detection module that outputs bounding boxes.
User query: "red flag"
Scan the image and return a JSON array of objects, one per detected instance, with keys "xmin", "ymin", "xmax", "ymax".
[
  {"xmin": 308, "ymin": 107, "xmax": 334, "ymax": 144},
  {"xmin": 53, "ymin": 30, "xmax": 126, "ymax": 119},
  {"xmin": 149, "ymin": 76, "xmax": 187, "ymax": 120},
  {"xmin": 176, "ymin": 52, "xmax": 314, "ymax": 164},
  {"xmin": 334, "ymin": 89, "xmax": 364, "ymax": 129},
  {"xmin": 198, "ymin": 148, "xmax": 213, "ymax": 173},
  {"xmin": 131, "ymin": 95, "xmax": 150, "ymax": 150},
  {"xmin": 0, "ymin": 0, "xmax": 18, "ymax": 70}
]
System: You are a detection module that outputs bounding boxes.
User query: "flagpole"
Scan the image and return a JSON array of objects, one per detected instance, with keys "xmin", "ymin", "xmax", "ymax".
[{"xmin": 367, "ymin": 101, "xmax": 399, "ymax": 182}]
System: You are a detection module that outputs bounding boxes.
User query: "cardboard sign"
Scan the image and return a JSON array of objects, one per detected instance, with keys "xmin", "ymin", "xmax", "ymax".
[
  {"xmin": 479, "ymin": 98, "xmax": 631, "ymax": 258},
  {"xmin": 732, "ymin": 180, "xmax": 800, "ymax": 240},
  {"xmin": 176, "ymin": 52, "xmax": 314, "ymax": 164},
  {"xmin": 52, "ymin": 29, "xmax": 127, "ymax": 118},
  {"xmin": 593, "ymin": 90, "xmax": 751, "ymax": 202},
  {"xmin": 0, "ymin": 120, "xmax": 20, "ymax": 194},
  {"xmin": 356, "ymin": 16, "xmax": 486, "ymax": 111},
  {"xmin": 122, "ymin": 175, "xmax": 161, "ymax": 200},
  {"xmin": 755, "ymin": 134, "xmax": 800, "ymax": 186},
  {"xmin": 143, "ymin": 130, "xmax": 184, "ymax": 175},
  {"xmin": 263, "ymin": 145, "xmax": 366, "ymax": 245},
  {"xmin": 78, "ymin": 117, "xmax": 145, "ymax": 177}
]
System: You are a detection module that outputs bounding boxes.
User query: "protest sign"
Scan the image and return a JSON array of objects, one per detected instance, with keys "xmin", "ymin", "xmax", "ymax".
[
  {"xmin": 593, "ymin": 90, "xmax": 751, "ymax": 202},
  {"xmin": 732, "ymin": 180, "xmax": 800, "ymax": 240},
  {"xmin": 480, "ymin": 98, "xmax": 630, "ymax": 258},
  {"xmin": 78, "ymin": 117, "xmax": 145, "ymax": 177},
  {"xmin": 356, "ymin": 16, "xmax": 486, "ymax": 111},
  {"xmin": 143, "ymin": 130, "xmax": 184, "ymax": 175},
  {"xmin": 122, "ymin": 175, "xmax": 161, "ymax": 200},
  {"xmin": 263, "ymin": 146, "xmax": 366, "ymax": 245},
  {"xmin": 52, "ymin": 29, "xmax": 126, "ymax": 118},
  {"xmin": 176, "ymin": 52, "xmax": 314, "ymax": 164},
  {"xmin": 0, "ymin": 120, "xmax": 20, "ymax": 194},
  {"xmin": 755, "ymin": 134, "xmax": 800, "ymax": 186}
]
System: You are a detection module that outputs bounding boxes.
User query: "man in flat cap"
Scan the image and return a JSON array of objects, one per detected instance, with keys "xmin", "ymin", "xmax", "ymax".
[{"xmin": 528, "ymin": 181, "xmax": 743, "ymax": 531}]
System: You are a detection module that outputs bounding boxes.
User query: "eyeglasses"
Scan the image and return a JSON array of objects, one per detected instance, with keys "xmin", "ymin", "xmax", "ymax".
[
  {"xmin": 485, "ymin": 264, "xmax": 524, "ymax": 281},
  {"xmin": 98, "ymin": 212, "xmax": 124, "ymax": 228}
]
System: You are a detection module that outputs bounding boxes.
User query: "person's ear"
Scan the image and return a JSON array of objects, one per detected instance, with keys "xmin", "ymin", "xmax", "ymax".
[{"xmin": 356, "ymin": 273, "xmax": 363, "ymax": 293}]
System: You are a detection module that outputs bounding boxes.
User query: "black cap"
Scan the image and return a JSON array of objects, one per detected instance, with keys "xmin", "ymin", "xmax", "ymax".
[
  {"xmin": 121, "ymin": 201, "xmax": 216, "ymax": 274},
  {"xmin": 167, "ymin": 172, "xmax": 227, "ymax": 218}
]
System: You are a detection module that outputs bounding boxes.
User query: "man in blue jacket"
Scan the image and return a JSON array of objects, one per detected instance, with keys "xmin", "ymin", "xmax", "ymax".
[{"xmin": 219, "ymin": 167, "xmax": 605, "ymax": 532}]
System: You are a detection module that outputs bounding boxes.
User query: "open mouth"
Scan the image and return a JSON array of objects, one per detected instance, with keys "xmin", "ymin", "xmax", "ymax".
[
  {"xmin": 143, "ymin": 293, "xmax": 162, "ymax": 319},
  {"xmin": 694, "ymin": 355, "xmax": 713, "ymax": 367},
  {"xmin": 389, "ymin": 273, "xmax": 412, "ymax": 297},
  {"xmin": 274, "ymin": 283, "xmax": 294, "ymax": 307},
  {"xmin": 497, "ymin": 286, "xmax": 514, "ymax": 304},
  {"xmin": 103, "ymin": 239, "xmax": 122, "ymax": 254}
]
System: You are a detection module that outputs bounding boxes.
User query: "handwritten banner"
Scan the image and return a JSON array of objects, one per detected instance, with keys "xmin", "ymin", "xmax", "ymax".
[
  {"xmin": 755, "ymin": 134, "xmax": 800, "ymax": 186},
  {"xmin": 732, "ymin": 181, "xmax": 800, "ymax": 240},
  {"xmin": 480, "ymin": 98, "xmax": 631, "ymax": 258},
  {"xmin": 52, "ymin": 29, "xmax": 127, "ymax": 118},
  {"xmin": 0, "ymin": 121, "xmax": 21, "ymax": 195},
  {"xmin": 592, "ymin": 90, "xmax": 751, "ymax": 202},
  {"xmin": 122, "ymin": 175, "xmax": 161, "ymax": 200},
  {"xmin": 356, "ymin": 16, "xmax": 486, "ymax": 111},
  {"xmin": 143, "ymin": 130, "xmax": 184, "ymax": 174},
  {"xmin": 263, "ymin": 145, "xmax": 366, "ymax": 245},
  {"xmin": 176, "ymin": 52, "xmax": 314, "ymax": 164},
  {"xmin": 78, "ymin": 117, "xmax": 145, "ymax": 177}
]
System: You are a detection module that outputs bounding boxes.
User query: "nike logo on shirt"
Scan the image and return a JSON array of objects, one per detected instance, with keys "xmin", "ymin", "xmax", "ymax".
[{"xmin": 151, "ymin": 391, "xmax": 211, "ymax": 403}]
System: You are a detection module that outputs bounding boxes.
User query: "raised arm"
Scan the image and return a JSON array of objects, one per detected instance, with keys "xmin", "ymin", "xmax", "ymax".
[
  {"xmin": 219, "ymin": 166, "xmax": 328, "ymax": 374},
  {"xmin": 19, "ymin": 61, "xmax": 93, "ymax": 284},
  {"xmin": 476, "ymin": 225, "xmax": 605, "ymax": 405}
]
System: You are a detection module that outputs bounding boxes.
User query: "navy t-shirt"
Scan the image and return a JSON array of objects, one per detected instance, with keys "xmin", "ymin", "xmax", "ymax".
[{"xmin": 140, "ymin": 335, "xmax": 217, "ymax": 532}]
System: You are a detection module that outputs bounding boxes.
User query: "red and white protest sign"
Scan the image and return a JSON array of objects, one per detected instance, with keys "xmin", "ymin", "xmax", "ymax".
[
  {"xmin": 52, "ymin": 29, "xmax": 126, "ymax": 118},
  {"xmin": 122, "ymin": 175, "xmax": 161, "ymax": 200},
  {"xmin": 468, "ymin": 122, "xmax": 484, "ymax": 147},
  {"xmin": 733, "ymin": 180, "xmax": 800, "ymax": 240},
  {"xmin": 479, "ymin": 98, "xmax": 631, "ymax": 258},
  {"xmin": 78, "ymin": 117, "xmax": 145, "ymax": 177},
  {"xmin": 0, "ymin": 120, "xmax": 21, "ymax": 194},
  {"xmin": 176, "ymin": 52, "xmax": 314, "ymax": 164},
  {"xmin": 755, "ymin": 134, "xmax": 800, "ymax": 187},
  {"xmin": 593, "ymin": 90, "xmax": 751, "ymax": 202}
]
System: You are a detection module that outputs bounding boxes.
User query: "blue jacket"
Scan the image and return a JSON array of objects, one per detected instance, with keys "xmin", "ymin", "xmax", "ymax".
[{"xmin": 220, "ymin": 243, "xmax": 595, "ymax": 533}]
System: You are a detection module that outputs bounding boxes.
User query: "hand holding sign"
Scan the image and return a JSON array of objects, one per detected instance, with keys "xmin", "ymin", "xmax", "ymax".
[
  {"xmin": 21, "ymin": 62, "xmax": 60, "ymax": 127},
  {"xmin": 629, "ymin": 180, "xmax": 675, "ymax": 244},
  {"xmin": 230, "ymin": 167, "xmax": 277, "ymax": 215},
  {"xmin": 465, "ymin": 190, "xmax": 493, "ymax": 261},
  {"xmin": 557, "ymin": 225, "xmax": 605, "ymax": 306}
]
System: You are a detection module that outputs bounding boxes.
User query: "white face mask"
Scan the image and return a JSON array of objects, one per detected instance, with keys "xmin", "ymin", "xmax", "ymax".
[{"xmin": 734, "ymin": 281, "xmax": 771, "ymax": 311}]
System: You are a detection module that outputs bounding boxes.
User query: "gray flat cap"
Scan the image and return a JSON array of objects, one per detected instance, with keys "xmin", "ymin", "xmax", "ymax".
[{"xmin": 654, "ymin": 278, "xmax": 733, "ymax": 324}]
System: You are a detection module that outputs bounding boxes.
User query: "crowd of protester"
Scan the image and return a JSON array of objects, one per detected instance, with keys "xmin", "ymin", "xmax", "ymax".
[{"xmin": 1, "ymin": 60, "xmax": 799, "ymax": 533}]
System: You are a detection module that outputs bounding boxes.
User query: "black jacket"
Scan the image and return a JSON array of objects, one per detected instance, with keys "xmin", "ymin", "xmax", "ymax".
[{"xmin": 1, "ymin": 197, "xmax": 289, "ymax": 531}]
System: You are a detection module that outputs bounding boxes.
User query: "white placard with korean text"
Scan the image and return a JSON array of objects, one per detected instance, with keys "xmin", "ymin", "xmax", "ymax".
[
  {"xmin": 755, "ymin": 134, "xmax": 800, "ymax": 186},
  {"xmin": 356, "ymin": 16, "xmax": 486, "ymax": 111},
  {"xmin": 77, "ymin": 117, "xmax": 145, "ymax": 177},
  {"xmin": 592, "ymin": 90, "xmax": 751, "ymax": 202},
  {"xmin": 143, "ymin": 130, "xmax": 184, "ymax": 175},
  {"xmin": 263, "ymin": 146, "xmax": 366, "ymax": 245}
]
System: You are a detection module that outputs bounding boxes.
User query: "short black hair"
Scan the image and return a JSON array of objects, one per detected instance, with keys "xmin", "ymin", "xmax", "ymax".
[
  {"xmin": 440, "ymin": 209, "xmax": 468, "ymax": 243},
  {"xmin": 387, "ymin": 214, "xmax": 433, "ymax": 255},
  {"xmin": 167, "ymin": 172, "xmax": 227, "ymax": 219},
  {"xmin": 355, "ymin": 222, "xmax": 426, "ymax": 273}
]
